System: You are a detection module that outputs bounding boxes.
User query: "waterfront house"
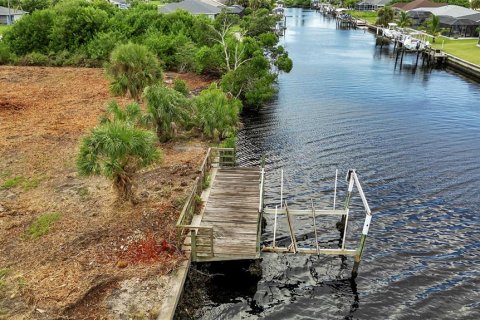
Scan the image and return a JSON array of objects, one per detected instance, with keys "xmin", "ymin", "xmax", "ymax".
[
  {"xmin": 0, "ymin": 6, "xmax": 27, "ymax": 25},
  {"xmin": 408, "ymin": 5, "xmax": 480, "ymax": 37},
  {"xmin": 355, "ymin": 0, "xmax": 390, "ymax": 11},
  {"xmin": 159, "ymin": 0, "xmax": 243, "ymax": 19},
  {"xmin": 392, "ymin": 0, "xmax": 447, "ymax": 11},
  {"xmin": 159, "ymin": 0, "xmax": 222, "ymax": 19},
  {"xmin": 109, "ymin": 0, "xmax": 130, "ymax": 9}
]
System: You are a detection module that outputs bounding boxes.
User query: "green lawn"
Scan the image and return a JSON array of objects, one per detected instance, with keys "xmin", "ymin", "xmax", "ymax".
[
  {"xmin": 0, "ymin": 25, "xmax": 11, "ymax": 36},
  {"xmin": 148, "ymin": 0, "xmax": 165, "ymax": 6},
  {"xmin": 347, "ymin": 10, "xmax": 377, "ymax": 25},
  {"xmin": 430, "ymin": 37, "xmax": 480, "ymax": 66}
]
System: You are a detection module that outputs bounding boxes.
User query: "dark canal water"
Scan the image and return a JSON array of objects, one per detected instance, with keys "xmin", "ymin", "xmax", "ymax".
[{"xmin": 183, "ymin": 8, "xmax": 480, "ymax": 319}]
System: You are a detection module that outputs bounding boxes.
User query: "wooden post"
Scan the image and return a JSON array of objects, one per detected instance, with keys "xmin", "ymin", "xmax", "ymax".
[
  {"xmin": 190, "ymin": 229, "xmax": 197, "ymax": 261},
  {"xmin": 280, "ymin": 169, "xmax": 284, "ymax": 209},
  {"xmin": 339, "ymin": 170, "xmax": 354, "ymax": 247},
  {"xmin": 352, "ymin": 214, "xmax": 372, "ymax": 278},
  {"xmin": 284, "ymin": 201, "xmax": 297, "ymax": 253},
  {"xmin": 311, "ymin": 199, "xmax": 319, "ymax": 254},
  {"xmin": 400, "ymin": 48, "xmax": 405, "ymax": 70},
  {"xmin": 415, "ymin": 50, "xmax": 420, "ymax": 69},
  {"xmin": 273, "ymin": 206, "xmax": 278, "ymax": 248},
  {"xmin": 209, "ymin": 228, "xmax": 214, "ymax": 256},
  {"xmin": 394, "ymin": 48, "xmax": 400, "ymax": 69},
  {"xmin": 333, "ymin": 169, "xmax": 338, "ymax": 209}
]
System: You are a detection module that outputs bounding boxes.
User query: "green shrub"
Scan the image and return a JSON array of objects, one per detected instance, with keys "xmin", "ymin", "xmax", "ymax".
[
  {"xmin": 107, "ymin": 43, "xmax": 162, "ymax": 101},
  {"xmin": 3, "ymin": 9, "xmax": 55, "ymax": 55},
  {"xmin": 221, "ymin": 135, "xmax": 236, "ymax": 149},
  {"xmin": 194, "ymin": 84, "xmax": 241, "ymax": 141},
  {"xmin": 86, "ymin": 31, "xmax": 125, "ymax": 61},
  {"xmin": 275, "ymin": 53, "xmax": 293, "ymax": 73},
  {"xmin": 26, "ymin": 212, "xmax": 61, "ymax": 239},
  {"xmin": 0, "ymin": 43, "xmax": 15, "ymax": 64},
  {"xmin": 195, "ymin": 45, "xmax": 224, "ymax": 75},
  {"xmin": 20, "ymin": 52, "xmax": 49, "ymax": 66},
  {"xmin": 173, "ymin": 79, "xmax": 189, "ymax": 96},
  {"xmin": 144, "ymin": 84, "xmax": 191, "ymax": 142}
]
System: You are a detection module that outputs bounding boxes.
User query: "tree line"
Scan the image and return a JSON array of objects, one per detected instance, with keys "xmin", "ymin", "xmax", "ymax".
[{"xmin": 0, "ymin": 0, "xmax": 292, "ymax": 106}]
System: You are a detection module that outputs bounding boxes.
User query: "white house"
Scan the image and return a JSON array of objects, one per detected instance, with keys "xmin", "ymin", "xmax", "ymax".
[{"xmin": 0, "ymin": 6, "xmax": 27, "ymax": 25}]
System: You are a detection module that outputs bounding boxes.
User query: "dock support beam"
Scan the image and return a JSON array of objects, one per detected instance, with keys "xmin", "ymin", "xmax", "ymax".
[
  {"xmin": 190, "ymin": 229, "xmax": 197, "ymax": 261},
  {"xmin": 352, "ymin": 214, "xmax": 372, "ymax": 278}
]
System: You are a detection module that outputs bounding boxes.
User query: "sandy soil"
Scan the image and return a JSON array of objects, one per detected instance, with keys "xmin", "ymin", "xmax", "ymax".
[{"xmin": 0, "ymin": 66, "xmax": 210, "ymax": 319}]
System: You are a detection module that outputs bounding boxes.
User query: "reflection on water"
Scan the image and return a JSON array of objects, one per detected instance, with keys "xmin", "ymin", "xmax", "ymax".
[{"xmin": 186, "ymin": 8, "xmax": 480, "ymax": 320}]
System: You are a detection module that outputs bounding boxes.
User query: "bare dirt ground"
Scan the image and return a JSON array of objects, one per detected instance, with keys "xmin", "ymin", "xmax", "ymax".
[{"xmin": 0, "ymin": 66, "xmax": 211, "ymax": 319}]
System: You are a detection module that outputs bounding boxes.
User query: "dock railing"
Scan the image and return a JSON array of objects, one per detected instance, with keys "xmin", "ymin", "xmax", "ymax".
[
  {"xmin": 256, "ymin": 159, "xmax": 266, "ymax": 256},
  {"xmin": 175, "ymin": 147, "xmax": 236, "ymax": 260},
  {"xmin": 262, "ymin": 169, "xmax": 374, "ymax": 277}
]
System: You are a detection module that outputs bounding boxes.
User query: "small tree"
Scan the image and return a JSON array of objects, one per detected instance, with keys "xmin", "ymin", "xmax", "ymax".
[
  {"xmin": 100, "ymin": 100, "xmax": 144, "ymax": 126},
  {"xmin": 376, "ymin": 6, "xmax": 394, "ymax": 27},
  {"xmin": 106, "ymin": 43, "xmax": 162, "ymax": 101},
  {"xmin": 427, "ymin": 15, "xmax": 441, "ymax": 43},
  {"xmin": 194, "ymin": 84, "xmax": 241, "ymax": 141},
  {"xmin": 144, "ymin": 85, "xmax": 191, "ymax": 142},
  {"xmin": 397, "ymin": 11, "xmax": 411, "ymax": 28},
  {"xmin": 472, "ymin": 0, "xmax": 480, "ymax": 10},
  {"xmin": 77, "ymin": 121, "xmax": 160, "ymax": 202}
]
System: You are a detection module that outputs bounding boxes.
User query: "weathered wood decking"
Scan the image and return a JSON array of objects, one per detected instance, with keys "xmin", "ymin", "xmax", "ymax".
[
  {"xmin": 197, "ymin": 167, "xmax": 261, "ymax": 261},
  {"xmin": 176, "ymin": 147, "xmax": 263, "ymax": 263}
]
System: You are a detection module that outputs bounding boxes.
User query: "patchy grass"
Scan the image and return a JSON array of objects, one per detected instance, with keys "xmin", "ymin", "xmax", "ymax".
[
  {"xmin": 26, "ymin": 212, "xmax": 61, "ymax": 239},
  {"xmin": 430, "ymin": 37, "xmax": 480, "ymax": 66},
  {"xmin": 147, "ymin": 0, "xmax": 165, "ymax": 7},
  {"xmin": 1, "ymin": 176, "xmax": 24, "ymax": 189},
  {"xmin": 0, "ymin": 268, "xmax": 10, "ymax": 290},
  {"xmin": 347, "ymin": 10, "xmax": 377, "ymax": 25},
  {"xmin": 1, "ymin": 174, "xmax": 43, "ymax": 191},
  {"xmin": 202, "ymin": 175, "xmax": 211, "ymax": 190}
]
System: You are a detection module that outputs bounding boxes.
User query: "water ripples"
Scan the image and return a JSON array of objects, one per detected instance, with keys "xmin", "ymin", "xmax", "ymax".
[{"xmin": 199, "ymin": 8, "xmax": 480, "ymax": 319}]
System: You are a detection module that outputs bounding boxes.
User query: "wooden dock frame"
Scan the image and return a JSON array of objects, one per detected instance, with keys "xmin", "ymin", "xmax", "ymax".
[
  {"xmin": 262, "ymin": 169, "xmax": 373, "ymax": 278},
  {"xmin": 175, "ymin": 147, "xmax": 264, "ymax": 262}
]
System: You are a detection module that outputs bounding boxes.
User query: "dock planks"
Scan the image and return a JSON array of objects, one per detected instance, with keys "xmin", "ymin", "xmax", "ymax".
[{"xmin": 197, "ymin": 167, "xmax": 261, "ymax": 262}]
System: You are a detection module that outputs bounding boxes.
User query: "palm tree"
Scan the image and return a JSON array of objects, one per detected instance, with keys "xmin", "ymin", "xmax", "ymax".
[
  {"xmin": 77, "ymin": 121, "xmax": 160, "ymax": 203},
  {"xmin": 106, "ymin": 43, "xmax": 162, "ymax": 101},
  {"xmin": 427, "ymin": 14, "xmax": 441, "ymax": 43},
  {"xmin": 194, "ymin": 84, "xmax": 241, "ymax": 141},
  {"xmin": 100, "ymin": 101, "xmax": 144, "ymax": 127},
  {"xmin": 376, "ymin": 6, "xmax": 395, "ymax": 27},
  {"xmin": 143, "ymin": 85, "xmax": 191, "ymax": 142},
  {"xmin": 397, "ymin": 11, "xmax": 411, "ymax": 28},
  {"xmin": 477, "ymin": 26, "xmax": 480, "ymax": 47}
]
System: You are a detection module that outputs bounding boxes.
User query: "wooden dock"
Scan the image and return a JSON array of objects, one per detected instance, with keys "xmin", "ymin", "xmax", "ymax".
[
  {"xmin": 176, "ymin": 148, "xmax": 264, "ymax": 262},
  {"xmin": 198, "ymin": 167, "xmax": 261, "ymax": 261}
]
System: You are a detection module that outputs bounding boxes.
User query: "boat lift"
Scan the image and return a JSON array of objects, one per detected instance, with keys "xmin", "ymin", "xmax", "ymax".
[{"xmin": 261, "ymin": 169, "xmax": 373, "ymax": 278}]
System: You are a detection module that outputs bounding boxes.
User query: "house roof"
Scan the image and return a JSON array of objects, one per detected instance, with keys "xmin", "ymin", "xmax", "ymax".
[
  {"xmin": 356, "ymin": 0, "xmax": 390, "ymax": 6},
  {"xmin": 410, "ymin": 5, "xmax": 479, "ymax": 18},
  {"xmin": 460, "ymin": 13, "xmax": 480, "ymax": 22},
  {"xmin": 159, "ymin": 0, "xmax": 222, "ymax": 15},
  {"xmin": 393, "ymin": 0, "xmax": 446, "ymax": 11},
  {"xmin": 227, "ymin": 5, "xmax": 244, "ymax": 14},
  {"xmin": 393, "ymin": 3, "xmax": 407, "ymax": 9},
  {"xmin": 0, "ymin": 6, "xmax": 27, "ymax": 15}
]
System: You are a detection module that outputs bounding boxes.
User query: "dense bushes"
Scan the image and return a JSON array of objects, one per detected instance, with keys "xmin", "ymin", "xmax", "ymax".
[
  {"xmin": 194, "ymin": 84, "xmax": 242, "ymax": 141},
  {"xmin": 1, "ymin": 0, "xmax": 293, "ymax": 109}
]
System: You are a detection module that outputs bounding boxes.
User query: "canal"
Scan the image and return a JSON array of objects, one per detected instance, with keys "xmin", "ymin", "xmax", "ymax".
[{"xmin": 181, "ymin": 8, "xmax": 480, "ymax": 319}]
